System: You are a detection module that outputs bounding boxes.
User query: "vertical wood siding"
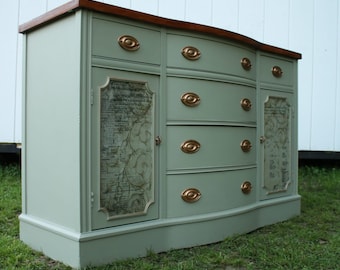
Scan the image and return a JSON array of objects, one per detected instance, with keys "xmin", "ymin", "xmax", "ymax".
[
  {"xmin": 311, "ymin": 0, "xmax": 338, "ymax": 151},
  {"xmin": 1, "ymin": 0, "xmax": 339, "ymax": 151},
  {"xmin": 0, "ymin": 0, "xmax": 20, "ymax": 142}
]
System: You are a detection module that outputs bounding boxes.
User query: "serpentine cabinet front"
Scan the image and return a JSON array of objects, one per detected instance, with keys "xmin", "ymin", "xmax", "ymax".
[{"xmin": 19, "ymin": 2, "xmax": 301, "ymax": 268}]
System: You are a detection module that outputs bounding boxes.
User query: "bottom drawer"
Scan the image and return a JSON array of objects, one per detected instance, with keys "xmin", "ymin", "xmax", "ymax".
[{"xmin": 166, "ymin": 168, "xmax": 256, "ymax": 218}]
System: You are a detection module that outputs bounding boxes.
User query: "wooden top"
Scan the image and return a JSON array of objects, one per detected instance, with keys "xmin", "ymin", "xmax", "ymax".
[{"xmin": 19, "ymin": 0, "xmax": 301, "ymax": 59}]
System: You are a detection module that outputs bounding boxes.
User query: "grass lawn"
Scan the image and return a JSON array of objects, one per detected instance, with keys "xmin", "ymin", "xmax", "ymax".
[{"xmin": 0, "ymin": 164, "xmax": 339, "ymax": 269}]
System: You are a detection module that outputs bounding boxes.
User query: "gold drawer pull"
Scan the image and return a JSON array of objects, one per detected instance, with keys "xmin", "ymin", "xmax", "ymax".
[
  {"xmin": 181, "ymin": 140, "xmax": 201, "ymax": 154},
  {"xmin": 181, "ymin": 188, "xmax": 201, "ymax": 203},
  {"xmin": 240, "ymin": 98, "xmax": 252, "ymax": 111},
  {"xmin": 181, "ymin": 92, "xmax": 201, "ymax": 107},
  {"xmin": 241, "ymin": 181, "xmax": 252, "ymax": 194},
  {"xmin": 181, "ymin": 46, "xmax": 201, "ymax": 60},
  {"xmin": 118, "ymin": 35, "xmax": 140, "ymax": 51},
  {"xmin": 240, "ymin": 139, "xmax": 252, "ymax": 152},
  {"xmin": 272, "ymin": 66, "xmax": 283, "ymax": 78},
  {"xmin": 241, "ymin": 57, "xmax": 252, "ymax": 70}
]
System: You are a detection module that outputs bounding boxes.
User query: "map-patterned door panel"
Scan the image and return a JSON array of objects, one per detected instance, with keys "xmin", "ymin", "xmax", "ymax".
[
  {"xmin": 100, "ymin": 78, "xmax": 154, "ymax": 219},
  {"xmin": 260, "ymin": 91, "xmax": 294, "ymax": 199},
  {"xmin": 91, "ymin": 68, "xmax": 159, "ymax": 230}
]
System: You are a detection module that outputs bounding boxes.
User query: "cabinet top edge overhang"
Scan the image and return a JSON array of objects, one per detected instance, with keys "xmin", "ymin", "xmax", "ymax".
[{"xmin": 19, "ymin": 0, "xmax": 301, "ymax": 60}]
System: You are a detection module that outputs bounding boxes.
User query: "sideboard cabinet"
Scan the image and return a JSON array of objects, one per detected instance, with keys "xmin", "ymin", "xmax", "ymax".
[{"xmin": 19, "ymin": 1, "xmax": 301, "ymax": 268}]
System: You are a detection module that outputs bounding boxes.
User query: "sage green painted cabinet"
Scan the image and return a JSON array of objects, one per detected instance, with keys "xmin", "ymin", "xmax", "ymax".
[{"xmin": 19, "ymin": 2, "xmax": 301, "ymax": 268}]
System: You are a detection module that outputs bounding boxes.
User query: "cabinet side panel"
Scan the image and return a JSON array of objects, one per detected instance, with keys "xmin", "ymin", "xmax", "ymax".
[{"xmin": 24, "ymin": 14, "xmax": 81, "ymax": 230}]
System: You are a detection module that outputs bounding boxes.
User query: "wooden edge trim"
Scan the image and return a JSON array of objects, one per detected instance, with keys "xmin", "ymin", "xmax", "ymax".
[{"xmin": 19, "ymin": 0, "xmax": 302, "ymax": 59}]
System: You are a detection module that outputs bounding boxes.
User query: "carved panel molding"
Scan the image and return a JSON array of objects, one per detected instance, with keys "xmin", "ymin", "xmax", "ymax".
[{"xmin": 263, "ymin": 96, "xmax": 291, "ymax": 194}]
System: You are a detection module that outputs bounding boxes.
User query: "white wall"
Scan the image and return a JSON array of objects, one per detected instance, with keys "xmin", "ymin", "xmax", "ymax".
[
  {"xmin": 0, "ymin": 0, "xmax": 21, "ymax": 143},
  {"xmin": 1, "ymin": 0, "xmax": 340, "ymax": 151}
]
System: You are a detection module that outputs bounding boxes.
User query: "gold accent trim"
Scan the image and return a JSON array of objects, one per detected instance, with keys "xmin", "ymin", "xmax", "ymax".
[
  {"xmin": 240, "ymin": 98, "xmax": 252, "ymax": 111},
  {"xmin": 181, "ymin": 46, "xmax": 201, "ymax": 60},
  {"xmin": 181, "ymin": 188, "xmax": 201, "ymax": 203},
  {"xmin": 181, "ymin": 92, "xmax": 201, "ymax": 107},
  {"xmin": 240, "ymin": 139, "xmax": 252, "ymax": 152},
  {"xmin": 272, "ymin": 65, "xmax": 283, "ymax": 78},
  {"xmin": 241, "ymin": 57, "xmax": 252, "ymax": 70},
  {"xmin": 180, "ymin": 140, "xmax": 201, "ymax": 154},
  {"xmin": 118, "ymin": 35, "xmax": 140, "ymax": 51},
  {"xmin": 241, "ymin": 181, "xmax": 252, "ymax": 194}
]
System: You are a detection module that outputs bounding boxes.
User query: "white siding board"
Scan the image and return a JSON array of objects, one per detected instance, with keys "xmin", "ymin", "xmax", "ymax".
[
  {"xmin": 14, "ymin": 33, "xmax": 22, "ymax": 143},
  {"xmin": 47, "ymin": 0, "xmax": 69, "ymax": 11},
  {"xmin": 290, "ymin": 0, "xmax": 314, "ymax": 150},
  {"xmin": 263, "ymin": 0, "xmax": 290, "ymax": 48},
  {"xmin": 18, "ymin": 1, "xmax": 46, "ymax": 24},
  {"xmin": 211, "ymin": 0, "xmax": 239, "ymax": 32},
  {"xmin": 131, "ymin": 0, "xmax": 158, "ymax": 15},
  {"xmin": 334, "ymin": 0, "xmax": 340, "ymax": 150},
  {"xmin": 158, "ymin": 0, "xmax": 186, "ymax": 21},
  {"xmin": 101, "ymin": 0, "xmax": 131, "ymax": 9},
  {"xmin": 185, "ymin": 0, "xmax": 213, "ymax": 26},
  {"xmin": 310, "ymin": 0, "xmax": 338, "ymax": 151},
  {"xmin": 0, "ymin": 0, "xmax": 19, "ymax": 142},
  {"xmin": 238, "ymin": 0, "xmax": 265, "ymax": 41}
]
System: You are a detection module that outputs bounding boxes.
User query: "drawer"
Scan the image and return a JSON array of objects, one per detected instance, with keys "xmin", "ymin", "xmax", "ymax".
[
  {"xmin": 166, "ymin": 169, "xmax": 256, "ymax": 218},
  {"xmin": 259, "ymin": 55, "xmax": 295, "ymax": 86},
  {"xmin": 167, "ymin": 34, "xmax": 256, "ymax": 79},
  {"xmin": 92, "ymin": 18, "xmax": 161, "ymax": 64},
  {"xmin": 167, "ymin": 126, "xmax": 256, "ymax": 170},
  {"xmin": 167, "ymin": 77, "xmax": 255, "ymax": 123}
]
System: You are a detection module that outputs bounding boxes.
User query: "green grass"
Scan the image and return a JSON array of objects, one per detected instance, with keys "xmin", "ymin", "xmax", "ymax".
[
  {"xmin": 0, "ymin": 165, "xmax": 71, "ymax": 270},
  {"xmin": 0, "ymin": 164, "xmax": 339, "ymax": 269}
]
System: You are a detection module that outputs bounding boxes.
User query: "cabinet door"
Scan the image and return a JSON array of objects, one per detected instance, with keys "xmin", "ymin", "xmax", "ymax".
[
  {"xmin": 259, "ymin": 90, "xmax": 297, "ymax": 199},
  {"xmin": 91, "ymin": 67, "xmax": 159, "ymax": 230}
]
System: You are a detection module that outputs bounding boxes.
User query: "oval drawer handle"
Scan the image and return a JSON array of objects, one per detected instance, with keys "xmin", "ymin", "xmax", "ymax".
[
  {"xmin": 180, "ymin": 140, "xmax": 201, "ymax": 154},
  {"xmin": 241, "ymin": 57, "xmax": 252, "ymax": 70},
  {"xmin": 241, "ymin": 181, "xmax": 252, "ymax": 194},
  {"xmin": 181, "ymin": 92, "xmax": 201, "ymax": 107},
  {"xmin": 272, "ymin": 65, "xmax": 283, "ymax": 78},
  {"xmin": 240, "ymin": 98, "xmax": 252, "ymax": 111},
  {"xmin": 240, "ymin": 139, "xmax": 252, "ymax": 152},
  {"xmin": 118, "ymin": 35, "xmax": 140, "ymax": 51},
  {"xmin": 181, "ymin": 46, "xmax": 201, "ymax": 60},
  {"xmin": 181, "ymin": 188, "xmax": 201, "ymax": 203}
]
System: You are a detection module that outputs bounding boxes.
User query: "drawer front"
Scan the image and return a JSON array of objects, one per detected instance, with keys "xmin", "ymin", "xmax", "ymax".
[
  {"xmin": 166, "ymin": 169, "xmax": 256, "ymax": 218},
  {"xmin": 259, "ymin": 55, "xmax": 294, "ymax": 86},
  {"xmin": 167, "ymin": 126, "xmax": 256, "ymax": 170},
  {"xmin": 167, "ymin": 77, "xmax": 255, "ymax": 123},
  {"xmin": 167, "ymin": 34, "xmax": 256, "ymax": 79},
  {"xmin": 92, "ymin": 18, "xmax": 161, "ymax": 64}
]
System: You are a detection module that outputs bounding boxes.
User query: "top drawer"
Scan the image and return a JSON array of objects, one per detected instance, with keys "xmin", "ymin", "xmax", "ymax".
[
  {"xmin": 259, "ymin": 55, "xmax": 295, "ymax": 87},
  {"xmin": 92, "ymin": 18, "xmax": 161, "ymax": 65},
  {"xmin": 167, "ymin": 34, "xmax": 256, "ymax": 79}
]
